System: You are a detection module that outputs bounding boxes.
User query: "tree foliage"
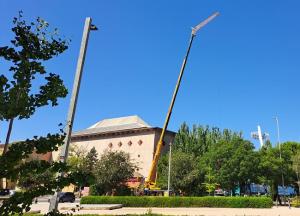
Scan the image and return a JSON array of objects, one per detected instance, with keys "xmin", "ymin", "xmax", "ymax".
[
  {"xmin": 158, "ymin": 124, "xmax": 250, "ymax": 195},
  {"xmin": 173, "ymin": 122, "xmax": 242, "ymax": 157},
  {"xmin": 85, "ymin": 147, "xmax": 98, "ymax": 171},
  {"xmin": 68, "ymin": 144, "xmax": 88, "ymax": 172},
  {"xmin": 202, "ymin": 138, "xmax": 258, "ymax": 193},
  {"xmin": 92, "ymin": 151, "xmax": 136, "ymax": 195},
  {"xmin": 202, "ymin": 166, "xmax": 219, "ymax": 195},
  {"xmin": 258, "ymin": 141, "xmax": 300, "ymax": 198},
  {"xmin": 157, "ymin": 151, "xmax": 200, "ymax": 195},
  {"xmin": 0, "ymin": 13, "xmax": 72, "ymax": 215},
  {"xmin": 0, "ymin": 11, "xmax": 68, "ymax": 121},
  {"xmin": 0, "ymin": 11, "xmax": 69, "ymax": 153},
  {"xmin": 0, "ymin": 133, "xmax": 75, "ymax": 215},
  {"xmin": 292, "ymin": 149, "xmax": 300, "ymax": 194},
  {"xmin": 67, "ymin": 146, "xmax": 97, "ymax": 189},
  {"xmin": 157, "ymin": 123, "xmax": 300, "ymax": 197}
]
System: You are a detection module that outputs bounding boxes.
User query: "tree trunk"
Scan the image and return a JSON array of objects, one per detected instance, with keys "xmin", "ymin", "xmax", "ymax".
[
  {"xmin": 272, "ymin": 182, "xmax": 281, "ymax": 205},
  {"xmin": 79, "ymin": 185, "xmax": 82, "ymax": 198},
  {"xmin": 3, "ymin": 118, "xmax": 14, "ymax": 154},
  {"xmin": 240, "ymin": 182, "xmax": 245, "ymax": 195},
  {"xmin": 2, "ymin": 118, "xmax": 14, "ymax": 189}
]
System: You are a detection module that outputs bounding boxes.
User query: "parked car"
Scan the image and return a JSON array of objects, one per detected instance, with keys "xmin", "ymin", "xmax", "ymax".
[
  {"xmin": 214, "ymin": 189, "xmax": 229, "ymax": 196},
  {"xmin": 0, "ymin": 189, "xmax": 10, "ymax": 196},
  {"xmin": 58, "ymin": 192, "xmax": 75, "ymax": 203}
]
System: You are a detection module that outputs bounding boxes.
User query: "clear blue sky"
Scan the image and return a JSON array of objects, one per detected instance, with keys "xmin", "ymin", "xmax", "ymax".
[{"xmin": 1, "ymin": 0, "xmax": 300, "ymax": 148}]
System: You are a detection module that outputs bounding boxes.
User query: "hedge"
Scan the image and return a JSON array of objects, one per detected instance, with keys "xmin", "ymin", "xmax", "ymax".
[{"xmin": 80, "ymin": 196, "xmax": 273, "ymax": 208}]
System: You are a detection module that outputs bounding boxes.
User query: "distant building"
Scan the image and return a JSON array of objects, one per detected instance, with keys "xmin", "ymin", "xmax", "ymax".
[
  {"xmin": 67, "ymin": 115, "xmax": 176, "ymax": 178},
  {"xmin": 0, "ymin": 144, "xmax": 52, "ymax": 189}
]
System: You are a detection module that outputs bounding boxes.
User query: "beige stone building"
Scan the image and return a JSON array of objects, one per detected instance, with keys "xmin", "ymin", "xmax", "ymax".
[{"xmin": 69, "ymin": 115, "xmax": 176, "ymax": 178}]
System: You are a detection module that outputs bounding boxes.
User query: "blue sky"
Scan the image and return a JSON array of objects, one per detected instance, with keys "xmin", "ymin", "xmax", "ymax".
[{"xmin": 1, "ymin": 0, "xmax": 300, "ymax": 148}]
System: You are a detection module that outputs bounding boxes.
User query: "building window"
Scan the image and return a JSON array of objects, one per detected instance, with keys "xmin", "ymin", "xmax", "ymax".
[
  {"xmin": 108, "ymin": 142, "xmax": 113, "ymax": 148},
  {"xmin": 136, "ymin": 168, "xmax": 139, "ymax": 171},
  {"xmin": 138, "ymin": 154, "xmax": 140, "ymax": 158},
  {"xmin": 128, "ymin": 141, "xmax": 132, "ymax": 146},
  {"xmin": 138, "ymin": 140, "xmax": 143, "ymax": 145},
  {"xmin": 118, "ymin": 141, "xmax": 122, "ymax": 147}
]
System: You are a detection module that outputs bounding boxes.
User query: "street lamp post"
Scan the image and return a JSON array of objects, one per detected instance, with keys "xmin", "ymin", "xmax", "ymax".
[
  {"xmin": 274, "ymin": 116, "xmax": 285, "ymax": 190},
  {"xmin": 167, "ymin": 142, "xmax": 172, "ymax": 196},
  {"xmin": 48, "ymin": 17, "xmax": 97, "ymax": 212}
]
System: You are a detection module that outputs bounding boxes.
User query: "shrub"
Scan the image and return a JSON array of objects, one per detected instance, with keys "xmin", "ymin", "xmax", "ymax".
[
  {"xmin": 89, "ymin": 184, "xmax": 105, "ymax": 196},
  {"xmin": 80, "ymin": 196, "xmax": 273, "ymax": 208},
  {"xmin": 291, "ymin": 196, "xmax": 300, "ymax": 207}
]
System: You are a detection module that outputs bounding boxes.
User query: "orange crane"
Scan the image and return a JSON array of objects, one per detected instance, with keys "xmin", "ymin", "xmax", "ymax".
[{"xmin": 145, "ymin": 12, "xmax": 219, "ymax": 191}]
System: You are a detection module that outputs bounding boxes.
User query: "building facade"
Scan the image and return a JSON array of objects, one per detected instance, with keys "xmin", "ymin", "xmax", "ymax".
[
  {"xmin": 0, "ymin": 144, "xmax": 52, "ymax": 189},
  {"xmin": 68, "ymin": 115, "xmax": 176, "ymax": 178}
]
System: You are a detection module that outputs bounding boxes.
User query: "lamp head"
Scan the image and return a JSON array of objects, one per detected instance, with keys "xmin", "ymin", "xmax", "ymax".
[
  {"xmin": 192, "ymin": 12, "xmax": 219, "ymax": 35},
  {"xmin": 90, "ymin": 24, "xmax": 98, "ymax": 31}
]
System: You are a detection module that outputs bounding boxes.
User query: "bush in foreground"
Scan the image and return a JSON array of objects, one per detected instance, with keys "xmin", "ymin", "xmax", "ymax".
[
  {"xmin": 291, "ymin": 196, "xmax": 300, "ymax": 207},
  {"xmin": 80, "ymin": 196, "xmax": 273, "ymax": 208}
]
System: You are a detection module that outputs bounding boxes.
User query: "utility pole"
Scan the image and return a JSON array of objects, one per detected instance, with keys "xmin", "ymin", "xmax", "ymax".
[
  {"xmin": 167, "ymin": 142, "xmax": 172, "ymax": 196},
  {"xmin": 274, "ymin": 116, "xmax": 285, "ymax": 189},
  {"xmin": 48, "ymin": 17, "xmax": 97, "ymax": 212}
]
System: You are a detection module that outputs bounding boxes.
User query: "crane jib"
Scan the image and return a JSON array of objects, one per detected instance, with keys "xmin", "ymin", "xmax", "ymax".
[{"xmin": 145, "ymin": 12, "xmax": 219, "ymax": 190}]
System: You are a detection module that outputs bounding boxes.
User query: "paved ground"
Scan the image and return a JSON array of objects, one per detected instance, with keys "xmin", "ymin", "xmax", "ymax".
[{"xmin": 29, "ymin": 202, "xmax": 300, "ymax": 216}]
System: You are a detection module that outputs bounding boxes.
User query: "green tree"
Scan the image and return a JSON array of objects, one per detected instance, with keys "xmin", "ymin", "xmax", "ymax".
[
  {"xmin": 281, "ymin": 141, "xmax": 300, "ymax": 187},
  {"xmin": 67, "ymin": 146, "xmax": 97, "ymax": 196},
  {"xmin": 0, "ymin": 11, "xmax": 68, "ymax": 154},
  {"xmin": 292, "ymin": 149, "xmax": 300, "ymax": 195},
  {"xmin": 85, "ymin": 147, "xmax": 98, "ymax": 171},
  {"xmin": 258, "ymin": 145, "xmax": 288, "ymax": 200},
  {"xmin": 0, "ymin": 133, "xmax": 75, "ymax": 215},
  {"xmin": 202, "ymin": 165, "xmax": 219, "ymax": 196},
  {"xmin": 258, "ymin": 141, "xmax": 300, "ymax": 200},
  {"xmin": 67, "ymin": 144, "xmax": 88, "ymax": 172},
  {"xmin": 92, "ymin": 151, "xmax": 136, "ymax": 195},
  {"xmin": 173, "ymin": 123, "xmax": 242, "ymax": 157},
  {"xmin": 158, "ymin": 123, "xmax": 254, "ymax": 196},
  {"xmin": 157, "ymin": 151, "xmax": 201, "ymax": 195},
  {"xmin": 201, "ymin": 137, "xmax": 258, "ymax": 194},
  {"xmin": 0, "ymin": 13, "xmax": 73, "ymax": 215}
]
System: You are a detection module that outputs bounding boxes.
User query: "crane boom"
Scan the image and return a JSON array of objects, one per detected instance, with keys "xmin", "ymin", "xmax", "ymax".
[{"xmin": 145, "ymin": 12, "xmax": 219, "ymax": 189}]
